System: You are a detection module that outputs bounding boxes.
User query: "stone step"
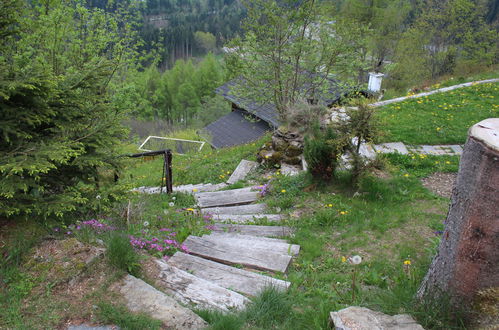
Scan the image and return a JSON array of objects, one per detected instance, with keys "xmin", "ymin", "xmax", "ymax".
[
  {"xmin": 227, "ymin": 160, "xmax": 258, "ymax": 184},
  {"xmin": 182, "ymin": 235, "xmax": 293, "ymax": 273},
  {"xmin": 168, "ymin": 252, "xmax": 291, "ymax": 297},
  {"xmin": 201, "ymin": 232, "xmax": 300, "ymax": 256},
  {"xmin": 154, "ymin": 260, "xmax": 249, "ymax": 312},
  {"xmin": 202, "ymin": 203, "xmax": 268, "ymax": 215},
  {"xmin": 211, "ymin": 214, "xmax": 283, "ymax": 223},
  {"xmin": 176, "ymin": 183, "xmax": 228, "ymax": 193},
  {"xmin": 212, "ymin": 224, "xmax": 293, "ymax": 237},
  {"xmin": 117, "ymin": 274, "xmax": 207, "ymax": 329},
  {"xmin": 195, "ymin": 187, "xmax": 259, "ymax": 208},
  {"xmin": 373, "ymin": 142, "xmax": 409, "ymax": 154}
]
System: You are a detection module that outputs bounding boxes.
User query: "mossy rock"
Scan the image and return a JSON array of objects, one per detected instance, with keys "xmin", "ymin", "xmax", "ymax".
[
  {"xmin": 285, "ymin": 143, "xmax": 303, "ymax": 157},
  {"xmin": 283, "ymin": 156, "xmax": 301, "ymax": 165}
]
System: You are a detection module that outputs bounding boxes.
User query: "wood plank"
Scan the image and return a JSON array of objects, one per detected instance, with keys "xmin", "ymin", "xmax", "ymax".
[
  {"xmin": 195, "ymin": 188, "xmax": 259, "ymax": 208},
  {"xmin": 227, "ymin": 160, "xmax": 258, "ymax": 184},
  {"xmin": 154, "ymin": 260, "xmax": 249, "ymax": 312},
  {"xmin": 212, "ymin": 224, "xmax": 293, "ymax": 237},
  {"xmin": 183, "ymin": 236, "xmax": 292, "ymax": 273},
  {"xmin": 212, "ymin": 214, "xmax": 282, "ymax": 223},
  {"xmin": 202, "ymin": 203, "xmax": 267, "ymax": 215},
  {"xmin": 202, "ymin": 233, "xmax": 300, "ymax": 256},
  {"xmin": 168, "ymin": 252, "xmax": 290, "ymax": 296}
]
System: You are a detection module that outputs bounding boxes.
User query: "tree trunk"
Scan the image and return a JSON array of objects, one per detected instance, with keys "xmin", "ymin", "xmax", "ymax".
[{"xmin": 417, "ymin": 118, "xmax": 499, "ymax": 309}]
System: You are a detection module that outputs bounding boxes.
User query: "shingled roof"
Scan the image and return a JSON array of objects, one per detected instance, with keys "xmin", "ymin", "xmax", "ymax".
[
  {"xmin": 200, "ymin": 109, "xmax": 271, "ymax": 149},
  {"xmin": 215, "ymin": 76, "xmax": 350, "ymax": 128}
]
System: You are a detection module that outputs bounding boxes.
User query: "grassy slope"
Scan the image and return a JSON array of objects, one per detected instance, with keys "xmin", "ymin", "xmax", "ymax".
[
  {"xmin": 377, "ymin": 82, "xmax": 499, "ymax": 145},
  {"xmin": 4, "ymin": 81, "xmax": 494, "ymax": 329}
]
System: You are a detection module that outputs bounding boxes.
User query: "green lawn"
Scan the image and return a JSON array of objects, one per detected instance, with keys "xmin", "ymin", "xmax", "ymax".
[{"xmin": 377, "ymin": 82, "xmax": 499, "ymax": 145}]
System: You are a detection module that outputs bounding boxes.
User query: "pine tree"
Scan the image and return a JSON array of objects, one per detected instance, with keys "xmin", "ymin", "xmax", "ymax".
[{"xmin": 0, "ymin": 0, "xmax": 138, "ymax": 219}]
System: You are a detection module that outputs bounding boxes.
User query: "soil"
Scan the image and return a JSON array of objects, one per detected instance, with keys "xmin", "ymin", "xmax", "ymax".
[{"xmin": 421, "ymin": 172, "xmax": 457, "ymax": 198}]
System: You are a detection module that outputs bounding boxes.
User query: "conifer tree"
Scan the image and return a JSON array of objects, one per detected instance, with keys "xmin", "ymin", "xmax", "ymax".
[{"xmin": 0, "ymin": 0, "xmax": 138, "ymax": 219}]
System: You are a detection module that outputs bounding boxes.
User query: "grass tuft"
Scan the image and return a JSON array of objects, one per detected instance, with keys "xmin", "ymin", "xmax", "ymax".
[{"xmin": 106, "ymin": 233, "xmax": 141, "ymax": 276}]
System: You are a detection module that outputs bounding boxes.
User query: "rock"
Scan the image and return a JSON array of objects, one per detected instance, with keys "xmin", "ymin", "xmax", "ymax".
[
  {"xmin": 329, "ymin": 306, "xmax": 424, "ymax": 330},
  {"xmin": 280, "ymin": 163, "xmax": 301, "ymax": 176},
  {"xmin": 117, "ymin": 275, "xmax": 207, "ymax": 329},
  {"xmin": 285, "ymin": 142, "xmax": 303, "ymax": 157},
  {"xmin": 272, "ymin": 136, "xmax": 289, "ymax": 152},
  {"xmin": 282, "ymin": 156, "xmax": 302, "ymax": 166}
]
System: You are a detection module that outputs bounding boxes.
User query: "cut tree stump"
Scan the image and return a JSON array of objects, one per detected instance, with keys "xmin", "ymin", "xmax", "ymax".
[
  {"xmin": 211, "ymin": 224, "xmax": 293, "ymax": 237},
  {"xmin": 227, "ymin": 160, "xmax": 258, "ymax": 184},
  {"xmin": 195, "ymin": 188, "xmax": 259, "ymax": 208},
  {"xmin": 182, "ymin": 235, "xmax": 293, "ymax": 273},
  {"xmin": 168, "ymin": 252, "xmax": 290, "ymax": 296},
  {"xmin": 417, "ymin": 118, "xmax": 499, "ymax": 311},
  {"xmin": 154, "ymin": 260, "xmax": 249, "ymax": 311},
  {"xmin": 202, "ymin": 203, "xmax": 267, "ymax": 215}
]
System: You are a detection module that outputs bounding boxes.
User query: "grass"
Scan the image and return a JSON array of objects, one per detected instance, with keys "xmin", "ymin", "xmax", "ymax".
[
  {"xmin": 96, "ymin": 302, "xmax": 162, "ymax": 330},
  {"xmin": 121, "ymin": 134, "xmax": 268, "ymax": 187},
  {"xmin": 377, "ymin": 82, "xmax": 499, "ymax": 145},
  {"xmin": 106, "ymin": 233, "xmax": 142, "ymax": 276}
]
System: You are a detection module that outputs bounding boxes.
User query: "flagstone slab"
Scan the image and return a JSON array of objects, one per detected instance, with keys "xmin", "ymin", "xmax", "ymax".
[
  {"xmin": 374, "ymin": 142, "xmax": 409, "ymax": 155},
  {"xmin": 182, "ymin": 235, "xmax": 293, "ymax": 273},
  {"xmin": 168, "ymin": 252, "xmax": 290, "ymax": 296},
  {"xmin": 227, "ymin": 160, "xmax": 258, "ymax": 184},
  {"xmin": 211, "ymin": 224, "xmax": 293, "ymax": 237},
  {"xmin": 202, "ymin": 203, "xmax": 268, "ymax": 215},
  {"xmin": 211, "ymin": 214, "xmax": 283, "ymax": 223}
]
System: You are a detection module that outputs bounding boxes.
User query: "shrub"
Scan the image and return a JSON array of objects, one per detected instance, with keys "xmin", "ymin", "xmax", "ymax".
[{"xmin": 304, "ymin": 125, "xmax": 345, "ymax": 181}]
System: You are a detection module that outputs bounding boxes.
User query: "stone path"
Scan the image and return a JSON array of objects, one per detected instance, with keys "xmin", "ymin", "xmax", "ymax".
[
  {"xmin": 356, "ymin": 142, "xmax": 464, "ymax": 158},
  {"xmin": 130, "ymin": 159, "xmax": 299, "ymax": 323}
]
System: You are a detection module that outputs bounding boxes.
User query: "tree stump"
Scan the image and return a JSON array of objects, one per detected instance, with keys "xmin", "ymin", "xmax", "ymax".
[{"xmin": 417, "ymin": 118, "xmax": 499, "ymax": 309}]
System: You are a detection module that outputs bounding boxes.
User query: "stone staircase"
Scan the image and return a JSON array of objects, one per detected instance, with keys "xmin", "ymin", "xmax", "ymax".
[{"xmin": 131, "ymin": 159, "xmax": 299, "ymax": 321}]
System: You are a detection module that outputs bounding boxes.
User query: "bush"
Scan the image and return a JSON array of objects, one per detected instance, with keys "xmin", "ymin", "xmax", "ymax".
[
  {"xmin": 106, "ymin": 233, "xmax": 141, "ymax": 276},
  {"xmin": 304, "ymin": 125, "xmax": 345, "ymax": 181}
]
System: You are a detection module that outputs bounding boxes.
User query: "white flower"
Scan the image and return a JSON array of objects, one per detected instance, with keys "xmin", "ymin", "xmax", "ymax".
[
  {"xmin": 143, "ymin": 221, "xmax": 149, "ymax": 227},
  {"xmin": 163, "ymin": 209, "xmax": 168, "ymax": 215},
  {"xmin": 96, "ymin": 195, "xmax": 101, "ymax": 200},
  {"xmin": 168, "ymin": 202, "xmax": 175, "ymax": 207},
  {"xmin": 348, "ymin": 255, "xmax": 362, "ymax": 265},
  {"xmin": 172, "ymin": 197, "xmax": 176, "ymax": 201}
]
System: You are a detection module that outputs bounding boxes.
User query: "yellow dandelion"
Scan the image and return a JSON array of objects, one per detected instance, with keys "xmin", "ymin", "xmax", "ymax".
[
  {"xmin": 328, "ymin": 204, "xmax": 333, "ymax": 208},
  {"xmin": 186, "ymin": 208, "xmax": 195, "ymax": 212},
  {"xmin": 341, "ymin": 256, "xmax": 347, "ymax": 263},
  {"xmin": 192, "ymin": 188, "xmax": 198, "ymax": 192},
  {"xmin": 281, "ymin": 189, "xmax": 286, "ymax": 193},
  {"xmin": 404, "ymin": 260, "xmax": 411, "ymax": 265},
  {"xmin": 436, "ymin": 127, "xmax": 441, "ymax": 131},
  {"xmin": 404, "ymin": 173, "xmax": 410, "ymax": 177},
  {"xmin": 445, "ymin": 161, "xmax": 451, "ymax": 165}
]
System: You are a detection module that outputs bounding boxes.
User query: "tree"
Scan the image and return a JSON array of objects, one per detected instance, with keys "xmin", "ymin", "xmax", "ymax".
[
  {"xmin": 227, "ymin": 0, "xmax": 369, "ymax": 119},
  {"xmin": 194, "ymin": 31, "xmax": 217, "ymax": 53},
  {"xmin": 0, "ymin": 0, "xmax": 139, "ymax": 218}
]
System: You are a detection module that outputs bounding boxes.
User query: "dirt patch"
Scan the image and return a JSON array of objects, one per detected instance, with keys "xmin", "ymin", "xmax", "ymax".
[{"xmin": 421, "ymin": 172, "xmax": 457, "ymax": 198}]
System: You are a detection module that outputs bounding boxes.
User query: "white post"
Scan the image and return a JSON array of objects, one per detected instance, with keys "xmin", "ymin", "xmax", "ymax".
[{"xmin": 368, "ymin": 72, "xmax": 384, "ymax": 93}]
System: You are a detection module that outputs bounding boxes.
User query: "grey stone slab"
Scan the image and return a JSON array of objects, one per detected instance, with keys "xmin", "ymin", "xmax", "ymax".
[
  {"xmin": 227, "ymin": 160, "xmax": 258, "ymax": 184},
  {"xmin": 449, "ymin": 145, "xmax": 463, "ymax": 154},
  {"xmin": 280, "ymin": 163, "xmax": 301, "ymax": 176},
  {"xmin": 212, "ymin": 224, "xmax": 293, "ymax": 237},
  {"xmin": 201, "ymin": 232, "xmax": 300, "ymax": 256},
  {"xmin": 211, "ymin": 214, "xmax": 283, "ymax": 223},
  {"xmin": 67, "ymin": 326, "xmax": 118, "ymax": 330},
  {"xmin": 374, "ymin": 142, "xmax": 409, "ymax": 155},
  {"xmin": 329, "ymin": 306, "xmax": 424, "ymax": 330},
  {"xmin": 168, "ymin": 252, "xmax": 290, "ymax": 296},
  {"xmin": 202, "ymin": 203, "xmax": 267, "ymax": 215},
  {"xmin": 182, "ymin": 235, "xmax": 293, "ymax": 273},
  {"xmin": 118, "ymin": 275, "xmax": 207, "ymax": 329},
  {"xmin": 155, "ymin": 261, "xmax": 249, "ymax": 312},
  {"xmin": 195, "ymin": 188, "xmax": 259, "ymax": 208}
]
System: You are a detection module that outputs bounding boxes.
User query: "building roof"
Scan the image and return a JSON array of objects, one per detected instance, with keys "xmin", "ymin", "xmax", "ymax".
[
  {"xmin": 200, "ymin": 109, "xmax": 271, "ymax": 149},
  {"xmin": 215, "ymin": 76, "xmax": 351, "ymax": 128}
]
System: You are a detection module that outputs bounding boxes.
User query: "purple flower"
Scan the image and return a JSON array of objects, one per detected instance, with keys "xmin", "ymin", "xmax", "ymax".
[{"xmin": 434, "ymin": 230, "xmax": 444, "ymax": 236}]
